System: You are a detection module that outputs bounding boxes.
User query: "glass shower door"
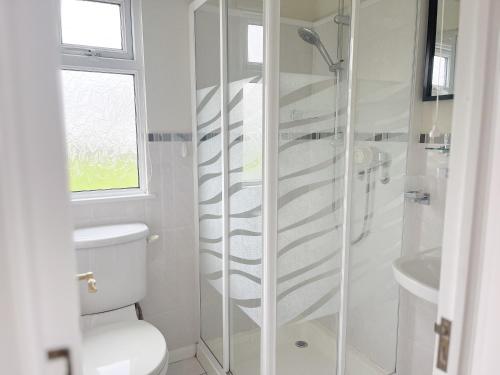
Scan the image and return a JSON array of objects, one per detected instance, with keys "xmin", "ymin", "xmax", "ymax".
[
  {"xmin": 193, "ymin": 0, "xmax": 422, "ymax": 373},
  {"xmin": 227, "ymin": 0, "xmax": 264, "ymax": 374},
  {"xmin": 342, "ymin": 0, "xmax": 420, "ymax": 374},
  {"xmin": 194, "ymin": 1, "xmax": 265, "ymax": 372},
  {"xmin": 275, "ymin": 1, "xmax": 351, "ymax": 374}
]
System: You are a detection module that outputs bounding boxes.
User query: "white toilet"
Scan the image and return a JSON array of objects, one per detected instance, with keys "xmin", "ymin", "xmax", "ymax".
[{"xmin": 74, "ymin": 223, "xmax": 169, "ymax": 375}]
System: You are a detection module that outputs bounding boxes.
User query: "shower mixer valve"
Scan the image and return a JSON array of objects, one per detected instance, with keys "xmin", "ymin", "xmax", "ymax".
[{"xmin": 354, "ymin": 146, "xmax": 392, "ymax": 184}]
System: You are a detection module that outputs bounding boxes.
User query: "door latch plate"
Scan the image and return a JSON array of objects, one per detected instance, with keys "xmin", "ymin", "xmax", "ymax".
[
  {"xmin": 47, "ymin": 348, "xmax": 72, "ymax": 375},
  {"xmin": 434, "ymin": 317, "xmax": 452, "ymax": 371}
]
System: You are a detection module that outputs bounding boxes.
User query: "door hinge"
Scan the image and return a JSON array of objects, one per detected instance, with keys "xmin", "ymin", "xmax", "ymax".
[
  {"xmin": 434, "ymin": 317, "xmax": 452, "ymax": 372},
  {"xmin": 47, "ymin": 348, "xmax": 72, "ymax": 375}
]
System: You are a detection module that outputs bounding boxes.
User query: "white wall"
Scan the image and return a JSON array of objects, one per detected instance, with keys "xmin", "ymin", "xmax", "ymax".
[
  {"xmin": 142, "ymin": 0, "xmax": 192, "ymax": 132},
  {"xmin": 71, "ymin": 0, "xmax": 198, "ymax": 357},
  {"xmin": 421, "ymin": 100, "xmax": 454, "ymax": 133},
  {"xmin": 71, "ymin": 143, "xmax": 198, "ymax": 356}
]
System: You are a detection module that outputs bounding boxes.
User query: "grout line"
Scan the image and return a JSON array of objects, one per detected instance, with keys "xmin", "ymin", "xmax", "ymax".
[{"xmin": 195, "ymin": 357, "xmax": 207, "ymax": 375}]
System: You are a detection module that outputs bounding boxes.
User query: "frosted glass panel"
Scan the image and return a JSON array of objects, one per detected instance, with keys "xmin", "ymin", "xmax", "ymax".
[
  {"xmin": 276, "ymin": 1, "xmax": 350, "ymax": 373},
  {"xmin": 61, "ymin": 0, "xmax": 123, "ymax": 49},
  {"xmin": 194, "ymin": 0, "xmax": 224, "ymax": 366},
  {"xmin": 61, "ymin": 70, "xmax": 139, "ymax": 192},
  {"xmin": 344, "ymin": 0, "xmax": 419, "ymax": 373},
  {"xmin": 228, "ymin": 1, "xmax": 263, "ymax": 374}
]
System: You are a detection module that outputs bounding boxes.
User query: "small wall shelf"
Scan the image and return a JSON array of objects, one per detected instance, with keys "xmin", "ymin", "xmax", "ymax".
[{"xmin": 420, "ymin": 133, "xmax": 451, "ymax": 153}]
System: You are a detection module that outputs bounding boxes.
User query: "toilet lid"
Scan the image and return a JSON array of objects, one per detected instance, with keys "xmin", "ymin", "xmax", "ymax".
[{"xmin": 83, "ymin": 320, "xmax": 168, "ymax": 375}]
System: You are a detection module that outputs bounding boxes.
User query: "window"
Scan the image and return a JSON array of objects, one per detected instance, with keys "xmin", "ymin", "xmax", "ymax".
[
  {"xmin": 61, "ymin": 70, "xmax": 139, "ymax": 192},
  {"xmin": 432, "ymin": 55, "xmax": 449, "ymax": 89},
  {"xmin": 60, "ymin": 0, "xmax": 134, "ymax": 59},
  {"xmin": 432, "ymin": 35, "xmax": 457, "ymax": 96},
  {"xmin": 59, "ymin": 0, "xmax": 147, "ymax": 198},
  {"xmin": 61, "ymin": 0, "xmax": 123, "ymax": 50},
  {"xmin": 247, "ymin": 24, "xmax": 263, "ymax": 64}
]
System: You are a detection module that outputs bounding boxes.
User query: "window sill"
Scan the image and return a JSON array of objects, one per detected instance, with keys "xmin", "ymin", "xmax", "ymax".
[{"xmin": 71, "ymin": 193, "xmax": 156, "ymax": 205}]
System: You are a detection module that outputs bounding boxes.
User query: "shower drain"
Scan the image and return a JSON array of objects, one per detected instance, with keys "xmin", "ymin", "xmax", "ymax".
[{"xmin": 294, "ymin": 340, "xmax": 309, "ymax": 349}]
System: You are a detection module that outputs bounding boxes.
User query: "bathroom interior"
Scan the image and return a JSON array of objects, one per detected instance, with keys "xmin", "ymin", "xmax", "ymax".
[{"xmin": 54, "ymin": 0, "xmax": 459, "ymax": 374}]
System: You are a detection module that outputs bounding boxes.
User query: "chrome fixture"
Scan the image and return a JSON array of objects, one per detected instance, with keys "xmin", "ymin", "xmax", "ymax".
[
  {"xmin": 420, "ymin": 132, "xmax": 451, "ymax": 153},
  {"xmin": 425, "ymin": 144, "xmax": 450, "ymax": 153},
  {"xmin": 147, "ymin": 234, "xmax": 160, "ymax": 243},
  {"xmin": 378, "ymin": 151, "xmax": 391, "ymax": 184},
  {"xmin": 404, "ymin": 191, "xmax": 431, "ymax": 205},
  {"xmin": 355, "ymin": 147, "xmax": 392, "ymax": 184},
  {"xmin": 334, "ymin": 14, "xmax": 350, "ymax": 25},
  {"xmin": 298, "ymin": 0, "xmax": 349, "ymax": 142},
  {"xmin": 297, "ymin": 27, "xmax": 342, "ymax": 72},
  {"xmin": 77, "ymin": 272, "xmax": 98, "ymax": 293}
]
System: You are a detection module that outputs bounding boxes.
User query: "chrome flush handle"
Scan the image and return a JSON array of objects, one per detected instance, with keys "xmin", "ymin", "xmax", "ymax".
[
  {"xmin": 147, "ymin": 234, "xmax": 160, "ymax": 243},
  {"xmin": 76, "ymin": 272, "xmax": 98, "ymax": 293}
]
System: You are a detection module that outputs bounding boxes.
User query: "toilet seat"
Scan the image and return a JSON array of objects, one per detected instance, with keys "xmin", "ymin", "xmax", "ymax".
[{"xmin": 82, "ymin": 320, "xmax": 168, "ymax": 375}]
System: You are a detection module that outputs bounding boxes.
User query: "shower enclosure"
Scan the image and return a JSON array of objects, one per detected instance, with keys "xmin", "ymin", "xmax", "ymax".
[{"xmin": 190, "ymin": 0, "xmax": 420, "ymax": 374}]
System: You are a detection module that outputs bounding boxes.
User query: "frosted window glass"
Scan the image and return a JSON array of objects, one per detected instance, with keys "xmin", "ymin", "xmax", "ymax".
[
  {"xmin": 247, "ymin": 24, "xmax": 263, "ymax": 63},
  {"xmin": 61, "ymin": 70, "xmax": 139, "ymax": 192},
  {"xmin": 61, "ymin": 0, "xmax": 123, "ymax": 50}
]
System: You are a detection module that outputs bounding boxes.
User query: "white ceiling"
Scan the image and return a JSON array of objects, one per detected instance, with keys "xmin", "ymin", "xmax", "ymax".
[
  {"xmin": 189, "ymin": 0, "xmax": 341, "ymax": 22},
  {"xmin": 281, "ymin": 0, "xmax": 338, "ymax": 22}
]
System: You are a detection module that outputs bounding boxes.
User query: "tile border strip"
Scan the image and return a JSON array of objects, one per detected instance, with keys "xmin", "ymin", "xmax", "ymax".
[
  {"xmin": 419, "ymin": 132, "xmax": 451, "ymax": 144},
  {"xmin": 195, "ymin": 130, "xmax": 410, "ymax": 143},
  {"xmin": 148, "ymin": 132, "xmax": 192, "ymax": 142},
  {"xmin": 191, "ymin": 130, "xmax": 455, "ymax": 144}
]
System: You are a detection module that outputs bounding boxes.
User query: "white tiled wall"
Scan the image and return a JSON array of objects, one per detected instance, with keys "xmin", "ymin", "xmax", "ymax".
[
  {"xmin": 396, "ymin": 0, "xmax": 451, "ymax": 371},
  {"xmin": 397, "ymin": 143, "xmax": 448, "ymax": 375},
  {"xmin": 71, "ymin": 140, "xmax": 198, "ymax": 354},
  {"xmin": 397, "ymin": 290, "xmax": 437, "ymax": 375},
  {"xmin": 69, "ymin": 0, "xmax": 198, "ymax": 355}
]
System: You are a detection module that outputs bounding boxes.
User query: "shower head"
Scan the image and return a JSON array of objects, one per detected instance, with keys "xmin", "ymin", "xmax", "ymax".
[
  {"xmin": 298, "ymin": 27, "xmax": 321, "ymax": 45},
  {"xmin": 297, "ymin": 27, "xmax": 339, "ymax": 72}
]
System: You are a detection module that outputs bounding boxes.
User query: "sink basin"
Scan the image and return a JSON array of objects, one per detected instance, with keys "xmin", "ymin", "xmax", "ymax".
[{"xmin": 392, "ymin": 248, "xmax": 441, "ymax": 304}]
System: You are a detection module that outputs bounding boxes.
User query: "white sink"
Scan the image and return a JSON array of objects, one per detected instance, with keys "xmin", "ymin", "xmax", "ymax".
[{"xmin": 392, "ymin": 248, "xmax": 441, "ymax": 304}]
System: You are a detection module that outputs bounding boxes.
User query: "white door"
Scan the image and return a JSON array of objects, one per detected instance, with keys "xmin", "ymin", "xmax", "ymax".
[
  {"xmin": 0, "ymin": 0, "xmax": 82, "ymax": 374},
  {"xmin": 434, "ymin": 0, "xmax": 500, "ymax": 373}
]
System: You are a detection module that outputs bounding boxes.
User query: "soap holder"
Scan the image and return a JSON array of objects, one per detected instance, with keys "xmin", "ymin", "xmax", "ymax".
[{"xmin": 405, "ymin": 191, "xmax": 430, "ymax": 205}]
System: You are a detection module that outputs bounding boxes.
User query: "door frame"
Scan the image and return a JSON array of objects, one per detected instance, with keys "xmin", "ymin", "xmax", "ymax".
[
  {"xmin": 459, "ymin": 5, "xmax": 500, "ymax": 367},
  {"xmin": 0, "ymin": 0, "xmax": 82, "ymax": 374},
  {"xmin": 434, "ymin": 0, "xmax": 500, "ymax": 373}
]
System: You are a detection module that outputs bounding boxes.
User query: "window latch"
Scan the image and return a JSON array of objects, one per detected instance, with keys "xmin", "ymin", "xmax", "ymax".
[{"xmin": 83, "ymin": 49, "xmax": 101, "ymax": 57}]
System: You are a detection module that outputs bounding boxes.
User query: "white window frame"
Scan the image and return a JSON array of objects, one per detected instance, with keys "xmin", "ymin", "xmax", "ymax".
[
  {"xmin": 59, "ymin": 0, "xmax": 134, "ymax": 60},
  {"xmin": 60, "ymin": 0, "xmax": 149, "ymax": 201},
  {"xmin": 245, "ymin": 21, "xmax": 263, "ymax": 72},
  {"xmin": 246, "ymin": 22, "xmax": 263, "ymax": 66}
]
